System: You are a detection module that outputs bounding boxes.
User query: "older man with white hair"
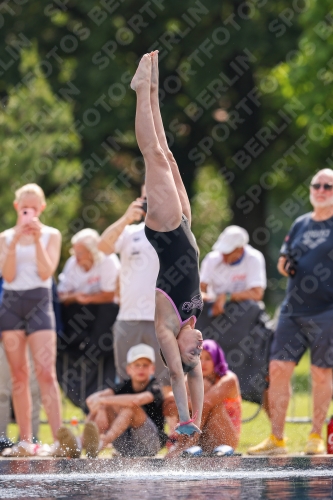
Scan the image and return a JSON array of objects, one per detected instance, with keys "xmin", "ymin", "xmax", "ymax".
[
  {"xmin": 56, "ymin": 229, "xmax": 121, "ymax": 415},
  {"xmin": 57, "ymin": 228, "xmax": 120, "ymax": 351},
  {"xmin": 249, "ymin": 169, "xmax": 333, "ymax": 456},
  {"xmin": 58, "ymin": 228, "xmax": 120, "ymax": 305}
]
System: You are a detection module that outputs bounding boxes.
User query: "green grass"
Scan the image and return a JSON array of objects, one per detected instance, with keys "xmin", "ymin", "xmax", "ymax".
[
  {"xmin": 239, "ymin": 399, "xmax": 315, "ymax": 454},
  {"xmin": 7, "ymin": 395, "xmax": 85, "ymax": 442},
  {"xmin": 239, "ymin": 351, "xmax": 333, "ymax": 454},
  {"xmin": 7, "ymin": 350, "xmax": 332, "ymax": 455}
]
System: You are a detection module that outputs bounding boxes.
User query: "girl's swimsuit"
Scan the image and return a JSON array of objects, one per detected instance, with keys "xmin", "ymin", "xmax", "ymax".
[
  {"xmin": 224, "ymin": 396, "xmax": 242, "ymax": 436},
  {"xmin": 145, "ymin": 215, "xmax": 203, "ymax": 326}
]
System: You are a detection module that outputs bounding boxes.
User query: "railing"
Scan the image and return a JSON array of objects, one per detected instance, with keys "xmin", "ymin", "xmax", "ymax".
[
  {"xmin": 286, "ymin": 359, "xmax": 312, "ymax": 423},
  {"xmin": 39, "ymin": 353, "xmax": 112, "ymax": 425},
  {"xmin": 44, "ymin": 352, "xmax": 318, "ymax": 427}
]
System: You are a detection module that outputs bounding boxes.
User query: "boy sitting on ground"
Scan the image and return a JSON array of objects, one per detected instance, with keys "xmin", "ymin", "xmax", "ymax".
[{"xmin": 57, "ymin": 344, "xmax": 167, "ymax": 457}]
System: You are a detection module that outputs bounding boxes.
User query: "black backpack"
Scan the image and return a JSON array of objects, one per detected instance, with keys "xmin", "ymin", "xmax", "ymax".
[{"xmin": 196, "ymin": 300, "xmax": 274, "ymax": 404}]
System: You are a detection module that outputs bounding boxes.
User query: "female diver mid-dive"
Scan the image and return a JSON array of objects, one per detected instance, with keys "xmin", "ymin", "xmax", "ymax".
[{"xmin": 131, "ymin": 51, "xmax": 204, "ymax": 435}]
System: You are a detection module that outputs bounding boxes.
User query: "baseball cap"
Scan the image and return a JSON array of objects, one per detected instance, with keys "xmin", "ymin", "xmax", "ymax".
[
  {"xmin": 126, "ymin": 343, "xmax": 155, "ymax": 364},
  {"xmin": 213, "ymin": 226, "xmax": 249, "ymax": 254}
]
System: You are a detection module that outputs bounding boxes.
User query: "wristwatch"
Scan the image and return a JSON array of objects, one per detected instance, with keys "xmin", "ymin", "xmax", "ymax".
[{"xmin": 225, "ymin": 292, "xmax": 232, "ymax": 303}]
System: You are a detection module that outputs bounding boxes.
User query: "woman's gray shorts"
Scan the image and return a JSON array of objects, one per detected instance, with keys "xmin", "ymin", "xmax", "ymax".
[
  {"xmin": 0, "ymin": 288, "xmax": 55, "ymax": 335},
  {"xmin": 113, "ymin": 416, "xmax": 161, "ymax": 457}
]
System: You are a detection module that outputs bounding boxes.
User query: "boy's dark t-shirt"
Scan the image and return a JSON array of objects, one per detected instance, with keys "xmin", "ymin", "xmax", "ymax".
[
  {"xmin": 113, "ymin": 376, "xmax": 167, "ymax": 445},
  {"xmin": 280, "ymin": 213, "xmax": 333, "ymax": 316}
]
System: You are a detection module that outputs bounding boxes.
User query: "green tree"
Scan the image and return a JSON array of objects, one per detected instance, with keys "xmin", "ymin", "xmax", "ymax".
[
  {"xmin": 191, "ymin": 165, "xmax": 231, "ymax": 260},
  {"xmin": 0, "ymin": 45, "xmax": 81, "ymax": 262},
  {"xmin": 0, "ymin": 2, "xmax": 302, "ymax": 220},
  {"xmin": 1, "ymin": 1, "xmax": 323, "ymax": 307},
  {"xmin": 270, "ymin": 0, "xmax": 333, "ymax": 178}
]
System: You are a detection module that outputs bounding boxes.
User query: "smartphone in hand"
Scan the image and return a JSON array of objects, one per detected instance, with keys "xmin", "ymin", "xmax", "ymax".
[
  {"xmin": 141, "ymin": 197, "xmax": 147, "ymax": 213},
  {"xmin": 20, "ymin": 208, "xmax": 36, "ymax": 225}
]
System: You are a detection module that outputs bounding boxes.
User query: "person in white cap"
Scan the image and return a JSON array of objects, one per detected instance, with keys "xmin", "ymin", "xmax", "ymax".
[
  {"xmin": 56, "ymin": 343, "xmax": 166, "ymax": 458},
  {"xmin": 200, "ymin": 226, "xmax": 266, "ymax": 316}
]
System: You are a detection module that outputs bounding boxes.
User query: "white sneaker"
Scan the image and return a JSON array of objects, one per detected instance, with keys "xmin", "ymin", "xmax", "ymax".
[
  {"xmin": 2, "ymin": 441, "xmax": 36, "ymax": 457},
  {"xmin": 37, "ymin": 442, "xmax": 67, "ymax": 458}
]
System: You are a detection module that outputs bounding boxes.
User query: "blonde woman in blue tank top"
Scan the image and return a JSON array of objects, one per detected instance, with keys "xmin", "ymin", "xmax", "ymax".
[{"xmin": 0, "ymin": 184, "xmax": 62, "ymax": 456}]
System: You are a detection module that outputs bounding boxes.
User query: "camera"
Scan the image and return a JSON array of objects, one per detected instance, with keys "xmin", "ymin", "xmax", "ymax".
[
  {"xmin": 20, "ymin": 207, "xmax": 35, "ymax": 224},
  {"xmin": 141, "ymin": 197, "xmax": 147, "ymax": 213},
  {"xmin": 283, "ymin": 254, "xmax": 297, "ymax": 276}
]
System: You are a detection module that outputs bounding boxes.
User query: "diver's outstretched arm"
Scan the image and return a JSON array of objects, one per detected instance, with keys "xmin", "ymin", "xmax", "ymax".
[
  {"xmin": 157, "ymin": 326, "xmax": 190, "ymax": 422},
  {"xmin": 155, "ymin": 293, "xmax": 201, "ymax": 435},
  {"xmin": 157, "ymin": 327, "xmax": 200, "ymax": 435},
  {"xmin": 187, "ymin": 363, "xmax": 204, "ymax": 429}
]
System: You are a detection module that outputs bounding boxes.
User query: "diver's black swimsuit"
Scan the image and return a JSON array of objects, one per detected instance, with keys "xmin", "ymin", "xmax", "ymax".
[{"xmin": 145, "ymin": 215, "xmax": 203, "ymax": 325}]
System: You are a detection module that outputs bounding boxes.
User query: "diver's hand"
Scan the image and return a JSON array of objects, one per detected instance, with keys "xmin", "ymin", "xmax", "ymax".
[{"xmin": 175, "ymin": 422, "xmax": 201, "ymax": 436}]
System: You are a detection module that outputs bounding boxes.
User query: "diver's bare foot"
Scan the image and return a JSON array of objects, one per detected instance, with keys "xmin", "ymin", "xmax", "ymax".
[
  {"xmin": 150, "ymin": 50, "xmax": 159, "ymax": 91},
  {"xmin": 130, "ymin": 54, "xmax": 151, "ymax": 91}
]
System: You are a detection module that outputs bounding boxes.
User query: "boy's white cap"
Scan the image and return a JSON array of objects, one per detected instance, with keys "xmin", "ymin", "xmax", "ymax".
[
  {"xmin": 213, "ymin": 225, "xmax": 249, "ymax": 254},
  {"xmin": 127, "ymin": 343, "xmax": 155, "ymax": 364}
]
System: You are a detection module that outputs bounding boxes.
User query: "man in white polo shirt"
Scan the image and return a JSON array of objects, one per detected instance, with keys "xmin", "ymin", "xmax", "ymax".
[
  {"xmin": 98, "ymin": 191, "xmax": 169, "ymax": 386},
  {"xmin": 200, "ymin": 225, "xmax": 266, "ymax": 314},
  {"xmin": 199, "ymin": 225, "xmax": 269, "ymax": 407}
]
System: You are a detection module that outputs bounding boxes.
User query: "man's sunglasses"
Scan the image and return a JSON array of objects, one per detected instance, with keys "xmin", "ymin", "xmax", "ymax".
[{"xmin": 310, "ymin": 183, "xmax": 333, "ymax": 191}]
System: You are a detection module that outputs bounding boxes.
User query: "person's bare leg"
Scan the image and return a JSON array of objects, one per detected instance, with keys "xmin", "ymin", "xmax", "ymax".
[
  {"xmin": 29, "ymin": 349, "xmax": 41, "ymax": 439},
  {"xmin": 2, "ymin": 330, "xmax": 32, "ymax": 442},
  {"xmin": 28, "ymin": 330, "xmax": 62, "ymax": 441},
  {"xmin": 102, "ymin": 406, "xmax": 147, "ymax": 446},
  {"xmin": 269, "ymin": 360, "xmax": 295, "ymax": 439},
  {"xmin": 166, "ymin": 394, "xmax": 238, "ymax": 457},
  {"xmin": 150, "ymin": 51, "xmax": 191, "ymax": 223},
  {"xmin": 88, "ymin": 408, "xmax": 111, "ymax": 434},
  {"xmin": 163, "ymin": 391, "xmax": 188, "ymax": 435},
  {"xmin": 131, "ymin": 53, "xmax": 182, "ymax": 232},
  {"xmin": 200, "ymin": 404, "xmax": 239, "ymax": 452},
  {"xmin": 262, "ymin": 388, "xmax": 271, "ymax": 419},
  {"xmin": 311, "ymin": 365, "xmax": 332, "ymax": 435},
  {"xmin": 0, "ymin": 340, "xmax": 13, "ymax": 437}
]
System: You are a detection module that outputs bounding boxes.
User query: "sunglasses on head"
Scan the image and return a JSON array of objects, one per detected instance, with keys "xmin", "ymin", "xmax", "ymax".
[{"xmin": 310, "ymin": 183, "xmax": 333, "ymax": 191}]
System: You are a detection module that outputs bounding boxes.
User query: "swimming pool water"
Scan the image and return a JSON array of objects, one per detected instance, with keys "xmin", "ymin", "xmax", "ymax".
[{"xmin": 0, "ymin": 457, "xmax": 332, "ymax": 499}]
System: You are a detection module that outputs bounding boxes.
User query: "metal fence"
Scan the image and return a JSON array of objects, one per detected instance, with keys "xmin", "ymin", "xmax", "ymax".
[{"xmin": 40, "ymin": 350, "xmax": 317, "ymax": 427}]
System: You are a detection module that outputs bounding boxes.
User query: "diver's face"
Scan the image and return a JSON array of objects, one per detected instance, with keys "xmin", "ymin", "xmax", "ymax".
[{"xmin": 177, "ymin": 326, "xmax": 203, "ymax": 368}]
